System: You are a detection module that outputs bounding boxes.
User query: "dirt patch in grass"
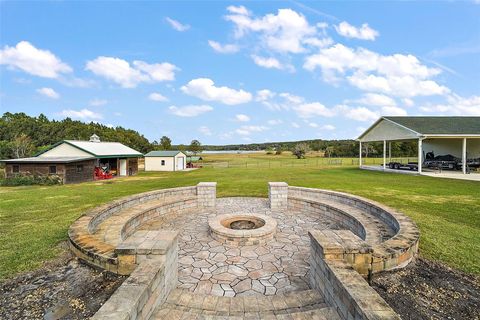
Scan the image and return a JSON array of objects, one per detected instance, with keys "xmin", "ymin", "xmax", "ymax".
[
  {"xmin": 0, "ymin": 243, "xmax": 124, "ymax": 320},
  {"xmin": 372, "ymin": 257, "xmax": 480, "ymax": 320}
]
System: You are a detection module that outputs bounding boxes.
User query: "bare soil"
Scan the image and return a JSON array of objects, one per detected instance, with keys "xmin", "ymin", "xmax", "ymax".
[
  {"xmin": 0, "ymin": 244, "xmax": 124, "ymax": 320},
  {"xmin": 372, "ymin": 257, "xmax": 480, "ymax": 320}
]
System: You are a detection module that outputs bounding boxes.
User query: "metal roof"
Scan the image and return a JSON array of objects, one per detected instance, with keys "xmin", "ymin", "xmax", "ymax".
[
  {"xmin": 36, "ymin": 140, "xmax": 143, "ymax": 158},
  {"xmin": 144, "ymin": 150, "xmax": 184, "ymax": 157},
  {"xmin": 358, "ymin": 116, "xmax": 480, "ymax": 140},
  {"xmin": 383, "ymin": 116, "xmax": 480, "ymax": 135},
  {"xmin": 1, "ymin": 156, "xmax": 95, "ymax": 164}
]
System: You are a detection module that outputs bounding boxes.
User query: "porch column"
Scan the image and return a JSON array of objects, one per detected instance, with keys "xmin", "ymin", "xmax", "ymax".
[
  {"xmin": 383, "ymin": 140, "xmax": 386, "ymax": 170},
  {"xmin": 359, "ymin": 141, "xmax": 362, "ymax": 167},
  {"xmin": 462, "ymin": 138, "xmax": 467, "ymax": 174},
  {"xmin": 418, "ymin": 138, "xmax": 423, "ymax": 174},
  {"xmin": 388, "ymin": 142, "xmax": 392, "ymax": 162}
]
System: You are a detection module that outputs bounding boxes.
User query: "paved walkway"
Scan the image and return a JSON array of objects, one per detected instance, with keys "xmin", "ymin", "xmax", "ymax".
[{"xmin": 139, "ymin": 197, "xmax": 394, "ymax": 297}]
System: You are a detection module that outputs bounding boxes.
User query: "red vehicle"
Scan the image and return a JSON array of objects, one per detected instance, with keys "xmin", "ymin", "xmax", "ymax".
[{"xmin": 94, "ymin": 167, "xmax": 113, "ymax": 180}]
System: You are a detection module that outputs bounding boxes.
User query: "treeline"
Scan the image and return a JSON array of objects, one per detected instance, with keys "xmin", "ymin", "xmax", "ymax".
[
  {"xmin": 0, "ymin": 112, "xmax": 151, "ymax": 159},
  {"xmin": 200, "ymin": 139, "xmax": 418, "ymax": 158},
  {"xmin": 0, "ymin": 112, "xmax": 417, "ymax": 160}
]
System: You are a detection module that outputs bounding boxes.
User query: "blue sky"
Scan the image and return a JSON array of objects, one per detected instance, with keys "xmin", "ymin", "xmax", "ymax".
[{"xmin": 1, "ymin": 1, "xmax": 479, "ymax": 145}]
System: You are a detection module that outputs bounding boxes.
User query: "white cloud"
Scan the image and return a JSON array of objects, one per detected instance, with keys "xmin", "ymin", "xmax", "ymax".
[
  {"xmin": 85, "ymin": 56, "xmax": 177, "ymax": 88},
  {"xmin": 279, "ymin": 92, "xmax": 304, "ymax": 104},
  {"xmin": 0, "ymin": 41, "xmax": 72, "ymax": 78},
  {"xmin": 334, "ymin": 21, "xmax": 379, "ymax": 41},
  {"xmin": 320, "ymin": 124, "xmax": 336, "ymax": 130},
  {"xmin": 225, "ymin": 7, "xmax": 316, "ymax": 54},
  {"xmin": 304, "ymin": 43, "xmax": 449, "ymax": 97},
  {"xmin": 267, "ymin": 119, "xmax": 283, "ymax": 125},
  {"xmin": 308, "ymin": 122, "xmax": 318, "ymax": 128},
  {"xmin": 89, "ymin": 99, "xmax": 107, "ymax": 106},
  {"xmin": 235, "ymin": 114, "xmax": 250, "ymax": 122},
  {"xmin": 294, "ymin": 102, "xmax": 335, "ymax": 118},
  {"xmin": 256, "ymin": 89, "xmax": 276, "ymax": 102},
  {"xmin": 60, "ymin": 108, "xmax": 103, "ymax": 120},
  {"xmin": 236, "ymin": 125, "xmax": 268, "ymax": 136},
  {"xmin": 420, "ymin": 94, "xmax": 480, "ymax": 115},
  {"xmin": 181, "ymin": 78, "xmax": 252, "ymax": 105},
  {"xmin": 291, "ymin": 122, "xmax": 300, "ymax": 128},
  {"xmin": 356, "ymin": 93, "xmax": 396, "ymax": 107},
  {"xmin": 251, "ymin": 55, "xmax": 282, "ymax": 69},
  {"xmin": 199, "ymin": 126, "xmax": 212, "ymax": 136},
  {"xmin": 336, "ymin": 105, "xmax": 378, "ymax": 122},
  {"xmin": 227, "ymin": 5, "xmax": 250, "ymax": 15},
  {"xmin": 208, "ymin": 40, "xmax": 239, "ymax": 54},
  {"xmin": 36, "ymin": 87, "xmax": 59, "ymax": 99},
  {"xmin": 402, "ymin": 98, "xmax": 415, "ymax": 107},
  {"xmin": 165, "ymin": 17, "xmax": 190, "ymax": 32},
  {"xmin": 168, "ymin": 105, "xmax": 213, "ymax": 117},
  {"xmin": 381, "ymin": 106, "xmax": 407, "ymax": 116},
  {"xmin": 148, "ymin": 92, "xmax": 168, "ymax": 102}
]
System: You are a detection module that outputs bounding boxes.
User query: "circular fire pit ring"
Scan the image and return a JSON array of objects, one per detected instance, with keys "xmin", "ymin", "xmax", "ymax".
[{"xmin": 209, "ymin": 213, "xmax": 277, "ymax": 246}]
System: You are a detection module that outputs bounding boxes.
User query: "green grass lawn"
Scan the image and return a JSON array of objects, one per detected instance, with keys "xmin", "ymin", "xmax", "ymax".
[{"xmin": 1, "ymin": 160, "xmax": 479, "ymax": 279}]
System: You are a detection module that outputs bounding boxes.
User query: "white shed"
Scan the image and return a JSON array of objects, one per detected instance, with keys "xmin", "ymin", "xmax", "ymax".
[{"xmin": 144, "ymin": 151, "xmax": 186, "ymax": 171}]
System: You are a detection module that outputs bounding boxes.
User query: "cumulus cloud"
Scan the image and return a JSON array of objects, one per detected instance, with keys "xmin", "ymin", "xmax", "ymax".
[
  {"xmin": 356, "ymin": 93, "xmax": 396, "ymax": 107},
  {"xmin": 89, "ymin": 99, "xmax": 108, "ymax": 106},
  {"xmin": 334, "ymin": 21, "xmax": 379, "ymax": 40},
  {"xmin": 336, "ymin": 105, "xmax": 378, "ymax": 122},
  {"xmin": 36, "ymin": 87, "xmax": 59, "ymax": 99},
  {"xmin": 0, "ymin": 41, "xmax": 72, "ymax": 78},
  {"xmin": 294, "ymin": 102, "xmax": 335, "ymax": 118},
  {"xmin": 208, "ymin": 40, "xmax": 239, "ymax": 54},
  {"xmin": 60, "ymin": 108, "xmax": 103, "ymax": 120},
  {"xmin": 225, "ymin": 7, "xmax": 316, "ymax": 54},
  {"xmin": 251, "ymin": 55, "xmax": 294, "ymax": 71},
  {"xmin": 165, "ymin": 17, "xmax": 190, "ymax": 32},
  {"xmin": 256, "ymin": 89, "xmax": 276, "ymax": 102},
  {"xmin": 85, "ymin": 56, "xmax": 177, "ymax": 88},
  {"xmin": 420, "ymin": 94, "xmax": 480, "ymax": 115},
  {"xmin": 199, "ymin": 126, "xmax": 212, "ymax": 136},
  {"xmin": 235, "ymin": 125, "xmax": 268, "ymax": 136},
  {"xmin": 168, "ymin": 105, "xmax": 213, "ymax": 117},
  {"xmin": 148, "ymin": 92, "xmax": 169, "ymax": 102},
  {"xmin": 320, "ymin": 124, "xmax": 336, "ymax": 130},
  {"xmin": 235, "ymin": 114, "xmax": 250, "ymax": 122},
  {"xmin": 181, "ymin": 78, "xmax": 252, "ymax": 105},
  {"xmin": 380, "ymin": 106, "xmax": 407, "ymax": 116},
  {"xmin": 267, "ymin": 119, "xmax": 283, "ymax": 125},
  {"xmin": 304, "ymin": 43, "xmax": 449, "ymax": 97}
]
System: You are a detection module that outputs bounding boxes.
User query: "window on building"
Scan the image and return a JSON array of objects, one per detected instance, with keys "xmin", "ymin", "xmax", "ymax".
[
  {"xmin": 49, "ymin": 165, "xmax": 57, "ymax": 174},
  {"xmin": 12, "ymin": 165, "xmax": 19, "ymax": 173},
  {"xmin": 76, "ymin": 165, "xmax": 83, "ymax": 173},
  {"xmin": 161, "ymin": 160, "xmax": 165, "ymax": 166}
]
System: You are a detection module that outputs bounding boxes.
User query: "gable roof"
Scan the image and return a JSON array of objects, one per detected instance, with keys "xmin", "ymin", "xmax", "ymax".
[
  {"xmin": 383, "ymin": 116, "xmax": 480, "ymax": 135},
  {"xmin": 358, "ymin": 116, "xmax": 480, "ymax": 140},
  {"xmin": 36, "ymin": 140, "xmax": 143, "ymax": 158},
  {"xmin": 144, "ymin": 150, "xmax": 184, "ymax": 157}
]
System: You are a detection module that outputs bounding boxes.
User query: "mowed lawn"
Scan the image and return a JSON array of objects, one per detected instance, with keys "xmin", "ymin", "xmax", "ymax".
[{"xmin": 0, "ymin": 160, "xmax": 479, "ymax": 279}]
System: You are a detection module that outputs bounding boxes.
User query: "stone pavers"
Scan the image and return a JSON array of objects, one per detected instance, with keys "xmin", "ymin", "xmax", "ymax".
[
  {"xmin": 138, "ymin": 197, "xmax": 348, "ymax": 297},
  {"xmin": 151, "ymin": 288, "xmax": 341, "ymax": 319}
]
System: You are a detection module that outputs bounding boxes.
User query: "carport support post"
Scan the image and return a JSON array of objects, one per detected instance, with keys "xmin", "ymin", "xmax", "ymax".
[
  {"xmin": 462, "ymin": 138, "xmax": 467, "ymax": 174},
  {"xmin": 359, "ymin": 141, "xmax": 362, "ymax": 167},
  {"xmin": 418, "ymin": 138, "xmax": 423, "ymax": 174},
  {"xmin": 383, "ymin": 140, "xmax": 386, "ymax": 170}
]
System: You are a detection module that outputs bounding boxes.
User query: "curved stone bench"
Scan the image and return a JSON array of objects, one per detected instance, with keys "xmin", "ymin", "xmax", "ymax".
[
  {"xmin": 68, "ymin": 184, "xmax": 214, "ymax": 274},
  {"xmin": 286, "ymin": 186, "xmax": 420, "ymax": 273}
]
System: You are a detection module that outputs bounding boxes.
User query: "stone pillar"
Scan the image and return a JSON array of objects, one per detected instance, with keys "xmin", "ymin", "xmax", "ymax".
[
  {"xmin": 269, "ymin": 182, "xmax": 288, "ymax": 211},
  {"xmin": 197, "ymin": 182, "xmax": 216, "ymax": 208}
]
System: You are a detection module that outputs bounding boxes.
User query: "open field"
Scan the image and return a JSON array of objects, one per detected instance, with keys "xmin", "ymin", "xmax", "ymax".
[{"xmin": 0, "ymin": 154, "xmax": 478, "ymax": 279}]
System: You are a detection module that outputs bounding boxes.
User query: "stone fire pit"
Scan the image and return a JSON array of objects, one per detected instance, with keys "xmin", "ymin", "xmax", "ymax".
[{"xmin": 208, "ymin": 213, "xmax": 277, "ymax": 246}]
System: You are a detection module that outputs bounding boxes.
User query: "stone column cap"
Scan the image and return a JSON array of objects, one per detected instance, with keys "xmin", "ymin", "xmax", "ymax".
[
  {"xmin": 115, "ymin": 230, "xmax": 179, "ymax": 255},
  {"xmin": 197, "ymin": 182, "xmax": 217, "ymax": 187},
  {"xmin": 268, "ymin": 182, "xmax": 288, "ymax": 187}
]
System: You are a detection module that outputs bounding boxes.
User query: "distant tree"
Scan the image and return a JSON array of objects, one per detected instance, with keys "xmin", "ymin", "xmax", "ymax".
[
  {"xmin": 324, "ymin": 146, "xmax": 335, "ymax": 158},
  {"xmin": 178, "ymin": 144, "xmax": 186, "ymax": 152},
  {"xmin": 160, "ymin": 136, "xmax": 172, "ymax": 150},
  {"xmin": 11, "ymin": 134, "xmax": 34, "ymax": 158},
  {"xmin": 275, "ymin": 146, "xmax": 283, "ymax": 155},
  {"xmin": 189, "ymin": 140, "xmax": 202, "ymax": 155},
  {"xmin": 266, "ymin": 147, "xmax": 274, "ymax": 155},
  {"xmin": 293, "ymin": 143, "xmax": 310, "ymax": 159}
]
